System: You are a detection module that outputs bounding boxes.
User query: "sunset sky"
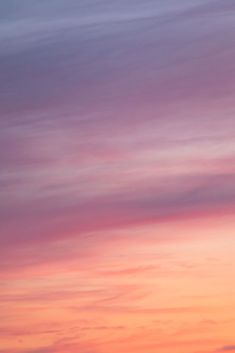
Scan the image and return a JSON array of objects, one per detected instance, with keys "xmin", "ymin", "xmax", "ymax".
[{"xmin": 0, "ymin": 1, "xmax": 235, "ymax": 353}]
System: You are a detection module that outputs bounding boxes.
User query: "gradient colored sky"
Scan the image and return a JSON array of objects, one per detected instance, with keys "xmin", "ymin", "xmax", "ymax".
[{"xmin": 0, "ymin": 1, "xmax": 235, "ymax": 353}]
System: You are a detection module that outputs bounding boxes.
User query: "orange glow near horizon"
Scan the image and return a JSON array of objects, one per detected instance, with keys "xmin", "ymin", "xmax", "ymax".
[{"xmin": 1, "ymin": 215, "xmax": 235, "ymax": 353}]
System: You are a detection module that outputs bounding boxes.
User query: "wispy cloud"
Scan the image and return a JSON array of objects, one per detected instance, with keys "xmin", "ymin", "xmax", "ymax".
[{"xmin": 1, "ymin": 1, "xmax": 235, "ymax": 353}]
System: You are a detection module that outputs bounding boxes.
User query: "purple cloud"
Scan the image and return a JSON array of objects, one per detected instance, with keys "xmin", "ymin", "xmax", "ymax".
[{"xmin": 217, "ymin": 346, "xmax": 235, "ymax": 352}]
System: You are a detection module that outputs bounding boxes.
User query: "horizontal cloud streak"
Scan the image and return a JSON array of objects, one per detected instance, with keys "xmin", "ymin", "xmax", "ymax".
[
  {"xmin": 0, "ymin": 1, "xmax": 235, "ymax": 353},
  {"xmin": 217, "ymin": 347, "xmax": 235, "ymax": 352}
]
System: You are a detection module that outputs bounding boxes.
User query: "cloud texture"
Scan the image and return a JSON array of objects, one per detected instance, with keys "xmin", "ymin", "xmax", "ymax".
[{"xmin": 0, "ymin": 1, "xmax": 235, "ymax": 353}]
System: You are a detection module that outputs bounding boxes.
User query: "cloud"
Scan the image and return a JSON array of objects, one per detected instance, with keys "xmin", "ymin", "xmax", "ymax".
[
  {"xmin": 0, "ymin": 2, "xmax": 235, "ymax": 352},
  {"xmin": 0, "ymin": 168, "xmax": 234, "ymax": 279},
  {"xmin": 217, "ymin": 346, "xmax": 235, "ymax": 352}
]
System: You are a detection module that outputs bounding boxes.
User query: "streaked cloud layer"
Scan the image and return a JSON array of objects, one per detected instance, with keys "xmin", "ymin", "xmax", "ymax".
[{"xmin": 0, "ymin": 1, "xmax": 235, "ymax": 352}]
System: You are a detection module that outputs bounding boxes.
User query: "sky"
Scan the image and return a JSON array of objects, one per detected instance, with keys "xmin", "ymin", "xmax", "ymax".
[{"xmin": 0, "ymin": 1, "xmax": 235, "ymax": 352}]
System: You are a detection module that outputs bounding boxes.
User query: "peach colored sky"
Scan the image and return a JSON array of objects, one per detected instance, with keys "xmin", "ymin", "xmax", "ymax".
[{"xmin": 0, "ymin": 1, "xmax": 235, "ymax": 353}]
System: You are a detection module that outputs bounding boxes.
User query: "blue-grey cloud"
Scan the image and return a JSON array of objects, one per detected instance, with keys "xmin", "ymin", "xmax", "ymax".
[{"xmin": 1, "ymin": 0, "xmax": 235, "ymax": 275}]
